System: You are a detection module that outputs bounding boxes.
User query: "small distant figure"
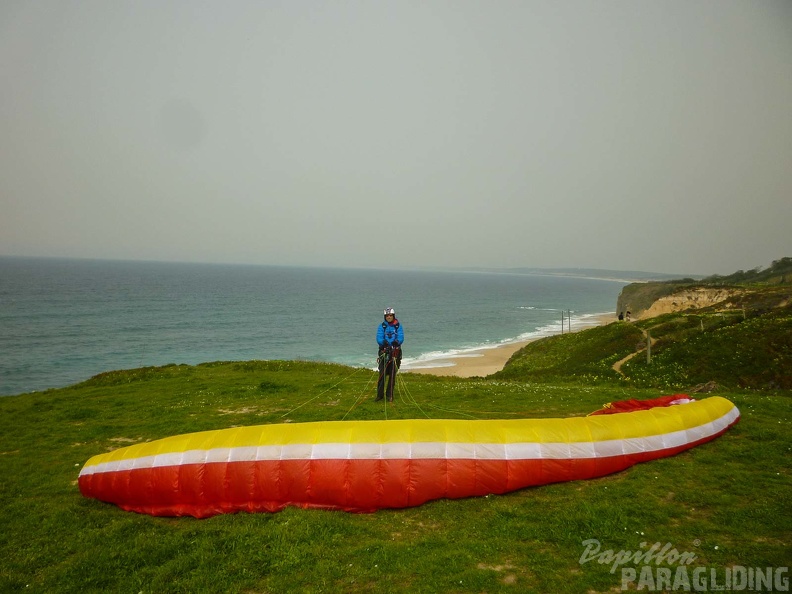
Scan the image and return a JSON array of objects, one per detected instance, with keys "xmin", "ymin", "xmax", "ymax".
[
  {"xmin": 376, "ymin": 307, "xmax": 404, "ymax": 402},
  {"xmin": 618, "ymin": 312, "xmax": 624, "ymax": 321},
  {"xmin": 626, "ymin": 311, "xmax": 632, "ymax": 322}
]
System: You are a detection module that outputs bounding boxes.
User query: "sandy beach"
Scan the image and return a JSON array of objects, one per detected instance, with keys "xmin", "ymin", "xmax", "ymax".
[{"xmin": 403, "ymin": 313, "xmax": 616, "ymax": 378}]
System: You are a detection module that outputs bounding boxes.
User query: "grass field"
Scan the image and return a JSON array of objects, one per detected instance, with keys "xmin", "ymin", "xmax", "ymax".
[{"xmin": 1, "ymin": 341, "xmax": 790, "ymax": 593}]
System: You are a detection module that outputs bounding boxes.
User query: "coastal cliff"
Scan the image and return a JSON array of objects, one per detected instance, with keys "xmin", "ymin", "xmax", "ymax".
[
  {"xmin": 617, "ymin": 285, "xmax": 745, "ymax": 320},
  {"xmin": 616, "ymin": 257, "xmax": 792, "ymax": 319},
  {"xmin": 639, "ymin": 287, "xmax": 746, "ymax": 318}
]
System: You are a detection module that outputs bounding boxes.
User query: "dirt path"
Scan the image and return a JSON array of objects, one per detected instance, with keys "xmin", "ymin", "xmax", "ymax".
[{"xmin": 613, "ymin": 327, "xmax": 656, "ymax": 376}]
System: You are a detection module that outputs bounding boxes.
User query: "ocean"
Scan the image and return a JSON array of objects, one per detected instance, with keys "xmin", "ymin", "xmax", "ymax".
[{"xmin": 0, "ymin": 257, "xmax": 628, "ymax": 396}]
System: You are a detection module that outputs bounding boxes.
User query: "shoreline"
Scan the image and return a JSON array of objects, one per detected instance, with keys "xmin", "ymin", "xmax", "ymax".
[{"xmin": 402, "ymin": 312, "xmax": 616, "ymax": 378}]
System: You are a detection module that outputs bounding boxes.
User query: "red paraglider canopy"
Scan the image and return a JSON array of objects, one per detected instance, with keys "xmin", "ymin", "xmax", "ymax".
[{"xmin": 588, "ymin": 394, "xmax": 695, "ymax": 415}]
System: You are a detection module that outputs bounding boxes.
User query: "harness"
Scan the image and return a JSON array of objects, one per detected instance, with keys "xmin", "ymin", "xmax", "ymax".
[
  {"xmin": 381, "ymin": 320, "xmax": 400, "ymax": 334},
  {"xmin": 380, "ymin": 320, "xmax": 402, "ymax": 361},
  {"xmin": 381, "ymin": 320, "xmax": 401, "ymax": 346}
]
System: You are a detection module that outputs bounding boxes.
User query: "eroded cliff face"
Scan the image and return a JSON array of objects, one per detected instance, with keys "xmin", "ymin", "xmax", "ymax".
[
  {"xmin": 639, "ymin": 287, "xmax": 745, "ymax": 319},
  {"xmin": 616, "ymin": 283, "xmax": 747, "ymax": 320}
]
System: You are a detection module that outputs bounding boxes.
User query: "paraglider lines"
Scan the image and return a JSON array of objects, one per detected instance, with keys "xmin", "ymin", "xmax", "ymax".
[{"xmin": 280, "ymin": 366, "xmax": 366, "ymax": 419}]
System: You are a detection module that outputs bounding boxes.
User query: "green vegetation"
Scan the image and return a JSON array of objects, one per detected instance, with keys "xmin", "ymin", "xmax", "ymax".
[
  {"xmin": 625, "ymin": 309, "xmax": 792, "ymax": 390},
  {"xmin": 494, "ymin": 322, "xmax": 644, "ymax": 385},
  {"xmin": 702, "ymin": 257, "xmax": 792, "ymax": 286},
  {"xmin": 3, "ymin": 263, "xmax": 791, "ymax": 592},
  {"xmin": 501, "ymin": 295, "xmax": 792, "ymax": 391},
  {"xmin": 2, "ymin": 332, "xmax": 791, "ymax": 592}
]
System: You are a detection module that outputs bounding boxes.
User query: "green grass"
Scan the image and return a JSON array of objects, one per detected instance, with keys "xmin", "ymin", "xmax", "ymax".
[
  {"xmin": 501, "ymin": 302, "xmax": 792, "ymax": 391},
  {"xmin": 624, "ymin": 308, "xmax": 792, "ymax": 390},
  {"xmin": 493, "ymin": 322, "xmax": 645, "ymax": 385},
  {"xmin": 1, "ymin": 355, "xmax": 790, "ymax": 593}
]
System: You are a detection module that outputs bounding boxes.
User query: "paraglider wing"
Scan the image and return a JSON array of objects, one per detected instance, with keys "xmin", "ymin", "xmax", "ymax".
[
  {"xmin": 588, "ymin": 394, "xmax": 696, "ymax": 415},
  {"xmin": 78, "ymin": 396, "xmax": 739, "ymax": 517}
]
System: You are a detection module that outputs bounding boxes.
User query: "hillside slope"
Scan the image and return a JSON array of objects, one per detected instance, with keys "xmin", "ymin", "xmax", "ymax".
[{"xmin": 498, "ymin": 283, "xmax": 792, "ymax": 390}]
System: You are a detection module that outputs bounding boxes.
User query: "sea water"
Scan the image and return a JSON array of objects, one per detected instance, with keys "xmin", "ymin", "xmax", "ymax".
[{"xmin": 0, "ymin": 257, "xmax": 628, "ymax": 396}]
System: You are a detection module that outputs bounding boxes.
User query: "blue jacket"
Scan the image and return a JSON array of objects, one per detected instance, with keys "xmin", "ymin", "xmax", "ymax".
[{"xmin": 377, "ymin": 318, "xmax": 404, "ymax": 347}]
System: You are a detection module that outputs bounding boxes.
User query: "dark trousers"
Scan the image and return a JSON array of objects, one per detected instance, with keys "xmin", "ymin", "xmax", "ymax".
[{"xmin": 376, "ymin": 350, "xmax": 400, "ymax": 401}]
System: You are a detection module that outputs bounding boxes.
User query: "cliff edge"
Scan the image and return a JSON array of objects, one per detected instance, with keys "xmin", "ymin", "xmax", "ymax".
[{"xmin": 616, "ymin": 257, "xmax": 792, "ymax": 319}]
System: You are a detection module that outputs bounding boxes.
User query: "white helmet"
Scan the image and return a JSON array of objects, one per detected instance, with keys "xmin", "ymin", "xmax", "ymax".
[{"xmin": 383, "ymin": 307, "xmax": 396, "ymax": 316}]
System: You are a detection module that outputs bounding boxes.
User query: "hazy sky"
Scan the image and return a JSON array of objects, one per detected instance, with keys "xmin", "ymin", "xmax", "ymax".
[{"xmin": 1, "ymin": 1, "xmax": 790, "ymax": 275}]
